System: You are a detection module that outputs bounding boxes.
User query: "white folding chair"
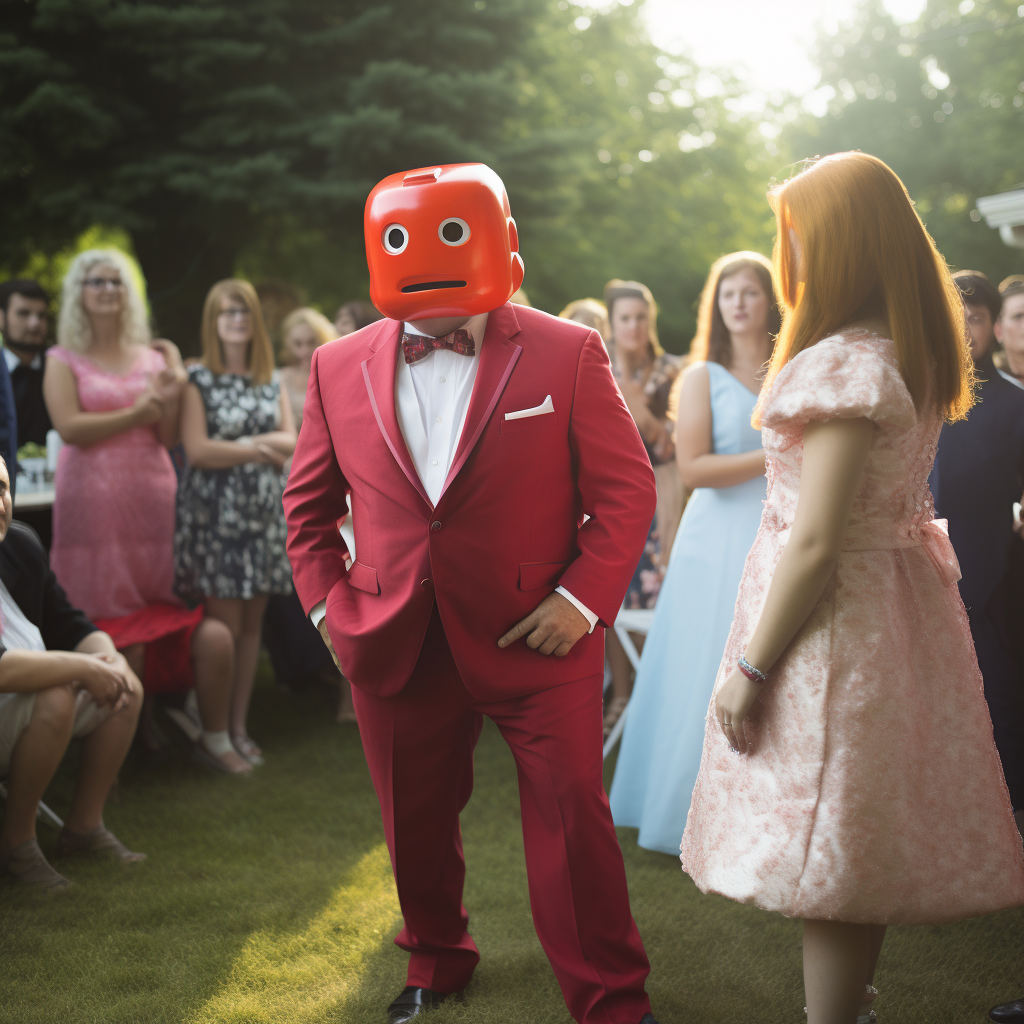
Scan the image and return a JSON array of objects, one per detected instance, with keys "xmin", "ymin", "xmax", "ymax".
[{"xmin": 602, "ymin": 607, "xmax": 656, "ymax": 760}]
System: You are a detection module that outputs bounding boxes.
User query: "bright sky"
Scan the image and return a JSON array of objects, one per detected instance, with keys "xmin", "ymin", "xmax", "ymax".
[{"xmin": 641, "ymin": 0, "xmax": 927, "ymax": 102}]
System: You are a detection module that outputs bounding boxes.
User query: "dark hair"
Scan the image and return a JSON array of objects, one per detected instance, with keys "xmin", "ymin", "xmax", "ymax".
[
  {"xmin": 336, "ymin": 300, "xmax": 383, "ymax": 331},
  {"xmin": 690, "ymin": 253, "xmax": 781, "ymax": 368},
  {"xmin": 952, "ymin": 270, "xmax": 1002, "ymax": 323},
  {"xmin": 0, "ymin": 278, "xmax": 49, "ymax": 315}
]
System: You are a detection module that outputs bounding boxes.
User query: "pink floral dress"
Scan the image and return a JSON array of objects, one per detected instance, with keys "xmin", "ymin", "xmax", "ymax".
[
  {"xmin": 49, "ymin": 345, "xmax": 180, "ymax": 618},
  {"xmin": 680, "ymin": 332, "xmax": 1024, "ymax": 925}
]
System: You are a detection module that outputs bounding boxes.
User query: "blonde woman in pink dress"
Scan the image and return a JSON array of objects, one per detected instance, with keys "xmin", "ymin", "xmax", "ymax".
[
  {"xmin": 680, "ymin": 153, "xmax": 1024, "ymax": 1024},
  {"xmin": 43, "ymin": 249, "xmax": 250, "ymax": 775}
]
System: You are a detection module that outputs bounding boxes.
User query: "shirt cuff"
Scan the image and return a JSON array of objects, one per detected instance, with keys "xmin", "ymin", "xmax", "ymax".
[
  {"xmin": 310, "ymin": 600, "xmax": 327, "ymax": 628},
  {"xmin": 555, "ymin": 586, "xmax": 598, "ymax": 633}
]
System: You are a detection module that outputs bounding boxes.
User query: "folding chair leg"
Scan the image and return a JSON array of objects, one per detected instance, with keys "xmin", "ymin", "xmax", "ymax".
[
  {"xmin": 36, "ymin": 801, "xmax": 64, "ymax": 830},
  {"xmin": 603, "ymin": 700, "xmax": 629, "ymax": 760},
  {"xmin": 0, "ymin": 782, "xmax": 65, "ymax": 830}
]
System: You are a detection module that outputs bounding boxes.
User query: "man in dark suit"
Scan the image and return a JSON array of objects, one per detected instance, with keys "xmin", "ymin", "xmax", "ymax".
[
  {"xmin": 0, "ymin": 278, "xmax": 53, "ymax": 449},
  {"xmin": 930, "ymin": 271, "xmax": 1024, "ymax": 845},
  {"xmin": 0, "ymin": 456, "xmax": 144, "ymax": 890}
]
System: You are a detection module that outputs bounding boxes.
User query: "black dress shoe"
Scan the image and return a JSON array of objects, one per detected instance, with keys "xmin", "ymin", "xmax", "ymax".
[
  {"xmin": 991, "ymin": 998, "xmax": 1024, "ymax": 1022},
  {"xmin": 639, "ymin": 1015, "xmax": 660, "ymax": 1024},
  {"xmin": 387, "ymin": 987, "xmax": 460, "ymax": 1024}
]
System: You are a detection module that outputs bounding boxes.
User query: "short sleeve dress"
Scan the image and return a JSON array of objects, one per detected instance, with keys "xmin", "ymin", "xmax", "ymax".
[
  {"xmin": 174, "ymin": 366, "xmax": 291, "ymax": 602},
  {"xmin": 679, "ymin": 332, "xmax": 1024, "ymax": 925}
]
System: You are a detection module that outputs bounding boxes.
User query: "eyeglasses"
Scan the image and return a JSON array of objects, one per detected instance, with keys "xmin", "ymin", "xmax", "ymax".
[
  {"xmin": 218, "ymin": 307, "xmax": 252, "ymax": 321},
  {"xmin": 83, "ymin": 277, "xmax": 124, "ymax": 290}
]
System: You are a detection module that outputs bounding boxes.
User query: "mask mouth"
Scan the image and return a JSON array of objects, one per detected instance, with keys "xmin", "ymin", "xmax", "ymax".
[{"xmin": 400, "ymin": 280, "xmax": 467, "ymax": 293}]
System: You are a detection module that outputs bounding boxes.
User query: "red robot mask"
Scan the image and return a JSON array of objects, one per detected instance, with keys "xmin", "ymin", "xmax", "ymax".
[{"xmin": 364, "ymin": 163, "xmax": 525, "ymax": 322}]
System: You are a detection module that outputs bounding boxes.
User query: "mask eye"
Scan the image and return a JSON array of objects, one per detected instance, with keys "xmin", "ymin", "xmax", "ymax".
[
  {"xmin": 438, "ymin": 218, "xmax": 470, "ymax": 246},
  {"xmin": 382, "ymin": 224, "xmax": 409, "ymax": 254}
]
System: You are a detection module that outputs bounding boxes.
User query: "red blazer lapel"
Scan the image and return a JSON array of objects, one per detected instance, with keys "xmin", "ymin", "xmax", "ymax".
[
  {"xmin": 361, "ymin": 321, "xmax": 434, "ymax": 510},
  {"xmin": 439, "ymin": 303, "xmax": 522, "ymax": 500}
]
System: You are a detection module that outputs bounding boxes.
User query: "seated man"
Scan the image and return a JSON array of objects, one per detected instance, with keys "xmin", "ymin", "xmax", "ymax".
[{"xmin": 0, "ymin": 456, "xmax": 144, "ymax": 889}]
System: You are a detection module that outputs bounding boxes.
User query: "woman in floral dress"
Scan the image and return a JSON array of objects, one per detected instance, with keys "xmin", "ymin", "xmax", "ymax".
[
  {"xmin": 175, "ymin": 279, "xmax": 295, "ymax": 765},
  {"xmin": 680, "ymin": 153, "xmax": 1024, "ymax": 1023}
]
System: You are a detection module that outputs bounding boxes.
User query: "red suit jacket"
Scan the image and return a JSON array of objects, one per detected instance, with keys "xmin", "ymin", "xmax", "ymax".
[{"xmin": 283, "ymin": 301, "xmax": 656, "ymax": 700}]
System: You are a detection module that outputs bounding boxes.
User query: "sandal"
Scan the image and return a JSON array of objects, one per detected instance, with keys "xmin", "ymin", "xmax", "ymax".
[
  {"xmin": 232, "ymin": 734, "xmax": 264, "ymax": 766},
  {"xmin": 1, "ymin": 837, "xmax": 70, "ymax": 890},
  {"xmin": 192, "ymin": 738, "xmax": 252, "ymax": 775},
  {"xmin": 57, "ymin": 826, "xmax": 146, "ymax": 864},
  {"xmin": 603, "ymin": 696, "xmax": 629, "ymax": 739}
]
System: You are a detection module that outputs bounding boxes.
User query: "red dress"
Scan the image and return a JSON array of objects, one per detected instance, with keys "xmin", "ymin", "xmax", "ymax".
[{"xmin": 48, "ymin": 345, "xmax": 201, "ymax": 691}]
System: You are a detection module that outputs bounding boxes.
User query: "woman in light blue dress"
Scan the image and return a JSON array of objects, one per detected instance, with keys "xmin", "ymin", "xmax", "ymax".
[{"xmin": 609, "ymin": 251, "xmax": 780, "ymax": 855}]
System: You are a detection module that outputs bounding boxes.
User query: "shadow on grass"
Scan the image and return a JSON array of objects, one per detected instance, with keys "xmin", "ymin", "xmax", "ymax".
[{"xmin": 3, "ymin": 669, "xmax": 1023, "ymax": 1024}]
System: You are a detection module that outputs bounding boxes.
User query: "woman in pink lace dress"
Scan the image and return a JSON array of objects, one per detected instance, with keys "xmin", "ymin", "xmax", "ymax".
[
  {"xmin": 680, "ymin": 154, "xmax": 1024, "ymax": 1024},
  {"xmin": 42, "ymin": 249, "xmax": 250, "ymax": 774}
]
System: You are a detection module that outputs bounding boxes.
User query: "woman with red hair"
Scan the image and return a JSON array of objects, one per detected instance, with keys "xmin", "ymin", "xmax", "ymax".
[{"xmin": 680, "ymin": 152, "xmax": 1024, "ymax": 1023}]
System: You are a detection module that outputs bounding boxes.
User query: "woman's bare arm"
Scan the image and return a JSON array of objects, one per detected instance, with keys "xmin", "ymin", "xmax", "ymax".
[
  {"xmin": 150, "ymin": 339, "xmax": 188, "ymax": 449},
  {"xmin": 715, "ymin": 416, "xmax": 875, "ymax": 751},
  {"xmin": 179, "ymin": 382, "xmax": 268, "ymax": 469},
  {"xmin": 43, "ymin": 357, "xmax": 161, "ymax": 447},
  {"xmin": 253, "ymin": 385, "xmax": 298, "ymax": 455},
  {"xmin": 675, "ymin": 363, "xmax": 766, "ymax": 489}
]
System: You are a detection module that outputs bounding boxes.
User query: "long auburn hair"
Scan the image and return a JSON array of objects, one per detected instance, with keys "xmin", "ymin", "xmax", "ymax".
[
  {"xmin": 689, "ymin": 251, "xmax": 780, "ymax": 368},
  {"xmin": 758, "ymin": 152, "xmax": 973, "ymax": 425},
  {"xmin": 200, "ymin": 279, "xmax": 275, "ymax": 386}
]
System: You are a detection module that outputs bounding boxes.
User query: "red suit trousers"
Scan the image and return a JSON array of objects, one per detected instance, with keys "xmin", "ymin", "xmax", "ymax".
[{"xmin": 350, "ymin": 609, "xmax": 652, "ymax": 1024}]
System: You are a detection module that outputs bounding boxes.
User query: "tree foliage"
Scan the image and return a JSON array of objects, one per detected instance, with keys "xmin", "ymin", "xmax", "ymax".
[
  {"xmin": 787, "ymin": 0, "xmax": 1024, "ymax": 284},
  {"xmin": 1, "ymin": 0, "xmax": 786, "ymax": 353},
  {"xmin": 0, "ymin": 0, "xmax": 547, "ymax": 346}
]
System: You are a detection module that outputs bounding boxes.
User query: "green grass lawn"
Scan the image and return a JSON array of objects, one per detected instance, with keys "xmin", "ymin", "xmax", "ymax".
[{"xmin": 2, "ymin": 661, "xmax": 1021, "ymax": 1024}]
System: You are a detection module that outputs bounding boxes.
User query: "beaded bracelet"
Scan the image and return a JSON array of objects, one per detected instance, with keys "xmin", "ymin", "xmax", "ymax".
[{"xmin": 737, "ymin": 655, "xmax": 768, "ymax": 685}]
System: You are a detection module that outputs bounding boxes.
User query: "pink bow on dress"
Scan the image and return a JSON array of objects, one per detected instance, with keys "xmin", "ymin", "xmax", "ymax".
[{"xmin": 920, "ymin": 518, "xmax": 962, "ymax": 587}]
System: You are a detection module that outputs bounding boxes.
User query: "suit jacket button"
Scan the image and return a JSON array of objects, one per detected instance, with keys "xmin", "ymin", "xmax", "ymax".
[
  {"xmin": 420, "ymin": 578, "xmax": 433, "ymax": 588},
  {"xmin": 430, "ymin": 521, "xmax": 442, "ymax": 531}
]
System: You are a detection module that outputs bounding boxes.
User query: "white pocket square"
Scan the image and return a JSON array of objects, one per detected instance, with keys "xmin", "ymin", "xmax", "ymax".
[{"xmin": 504, "ymin": 395, "xmax": 554, "ymax": 421}]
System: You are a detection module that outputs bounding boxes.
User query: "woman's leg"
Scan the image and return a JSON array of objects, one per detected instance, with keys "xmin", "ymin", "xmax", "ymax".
[
  {"xmin": 190, "ymin": 617, "xmax": 251, "ymax": 774},
  {"xmin": 803, "ymin": 919, "xmax": 873, "ymax": 1024},
  {"xmin": 225, "ymin": 594, "xmax": 269, "ymax": 746}
]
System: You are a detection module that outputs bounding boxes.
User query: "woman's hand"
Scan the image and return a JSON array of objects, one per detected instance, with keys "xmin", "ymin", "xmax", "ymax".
[
  {"xmin": 150, "ymin": 338, "xmax": 185, "ymax": 374},
  {"xmin": 255, "ymin": 443, "xmax": 288, "ymax": 469},
  {"xmin": 132, "ymin": 388, "xmax": 165, "ymax": 426},
  {"xmin": 714, "ymin": 666, "xmax": 762, "ymax": 754}
]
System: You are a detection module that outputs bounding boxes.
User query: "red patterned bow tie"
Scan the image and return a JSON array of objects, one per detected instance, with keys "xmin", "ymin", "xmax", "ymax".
[{"xmin": 400, "ymin": 329, "xmax": 476, "ymax": 365}]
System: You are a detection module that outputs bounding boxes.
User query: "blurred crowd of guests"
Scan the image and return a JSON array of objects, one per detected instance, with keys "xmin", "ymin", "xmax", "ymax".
[
  {"xmin": 0, "ymin": 245, "xmax": 1021, "ymax": 895},
  {"xmin": 0, "ymin": 255, "xmax": 384, "ymax": 889}
]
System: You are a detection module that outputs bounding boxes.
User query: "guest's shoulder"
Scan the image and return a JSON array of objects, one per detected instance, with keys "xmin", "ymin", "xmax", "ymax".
[
  {"xmin": 0, "ymin": 520, "xmax": 47, "ymax": 574},
  {"xmin": 511, "ymin": 304, "xmax": 597, "ymax": 354}
]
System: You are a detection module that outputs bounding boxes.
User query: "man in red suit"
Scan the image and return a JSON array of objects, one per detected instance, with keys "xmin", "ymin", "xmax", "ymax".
[{"xmin": 284, "ymin": 164, "xmax": 659, "ymax": 1024}]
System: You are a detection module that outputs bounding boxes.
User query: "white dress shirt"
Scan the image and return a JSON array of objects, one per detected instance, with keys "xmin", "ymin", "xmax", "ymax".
[
  {"xmin": 310, "ymin": 316, "xmax": 597, "ymax": 633},
  {"xmin": 3, "ymin": 346, "xmax": 40, "ymax": 374}
]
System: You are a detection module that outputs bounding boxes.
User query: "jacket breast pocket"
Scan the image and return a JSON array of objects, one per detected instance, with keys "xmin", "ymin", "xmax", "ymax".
[
  {"xmin": 346, "ymin": 560, "xmax": 380, "ymax": 595},
  {"xmin": 519, "ymin": 561, "xmax": 570, "ymax": 591},
  {"xmin": 500, "ymin": 411, "xmax": 556, "ymax": 435}
]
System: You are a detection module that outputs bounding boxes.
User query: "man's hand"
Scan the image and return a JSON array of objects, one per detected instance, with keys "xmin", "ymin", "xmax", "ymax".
[
  {"xmin": 498, "ymin": 591, "xmax": 590, "ymax": 657},
  {"xmin": 317, "ymin": 617, "xmax": 342, "ymax": 671}
]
